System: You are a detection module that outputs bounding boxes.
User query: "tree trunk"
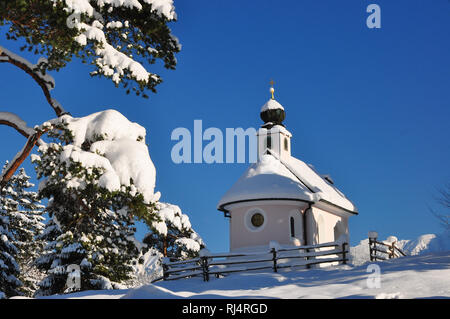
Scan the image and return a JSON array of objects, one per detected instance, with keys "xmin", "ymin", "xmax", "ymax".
[{"xmin": 163, "ymin": 238, "xmax": 168, "ymax": 257}]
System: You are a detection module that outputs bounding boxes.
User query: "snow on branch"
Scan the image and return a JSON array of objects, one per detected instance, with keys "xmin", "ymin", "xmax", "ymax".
[
  {"xmin": 0, "ymin": 46, "xmax": 66, "ymax": 117},
  {"xmin": 65, "ymin": 0, "xmax": 176, "ymax": 22},
  {"xmin": 66, "ymin": 0, "xmax": 176, "ymax": 87},
  {"xmin": 33, "ymin": 110, "xmax": 160, "ymax": 204},
  {"xmin": 73, "ymin": 20, "xmax": 158, "ymax": 87},
  {"xmin": 0, "ymin": 111, "xmax": 36, "ymax": 138}
]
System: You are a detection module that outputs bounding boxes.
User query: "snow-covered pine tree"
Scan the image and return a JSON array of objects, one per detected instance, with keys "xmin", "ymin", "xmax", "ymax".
[
  {"xmin": 1, "ymin": 0, "xmax": 180, "ymax": 100},
  {"xmin": 142, "ymin": 202, "xmax": 204, "ymax": 260},
  {"xmin": 0, "ymin": 188, "xmax": 22, "ymax": 298},
  {"xmin": 33, "ymin": 217, "xmax": 62, "ymax": 294},
  {"xmin": 0, "ymin": 0, "xmax": 180, "ymax": 195},
  {"xmin": 32, "ymin": 110, "xmax": 159, "ymax": 296},
  {"xmin": 0, "ymin": 163, "xmax": 45, "ymax": 296}
]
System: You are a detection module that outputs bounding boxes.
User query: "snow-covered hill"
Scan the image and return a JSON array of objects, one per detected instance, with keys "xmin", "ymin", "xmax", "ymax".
[
  {"xmin": 28, "ymin": 232, "xmax": 449, "ymax": 299},
  {"xmin": 37, "ymin": 250, "xmax": 450, "ymax": 299}
]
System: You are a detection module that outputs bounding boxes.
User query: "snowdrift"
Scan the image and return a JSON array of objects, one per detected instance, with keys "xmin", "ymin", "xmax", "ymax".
[{"xmin": 31, "ymin": 232, "xmax": 450, "ymax": 299}]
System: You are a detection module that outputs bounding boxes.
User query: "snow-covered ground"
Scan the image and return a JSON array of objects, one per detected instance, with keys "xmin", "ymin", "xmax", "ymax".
[
  {"xmin": 37, "ymin": 251, "xmax": 449, "ymax": 299},
  {"xmin": 29, "ymin": 232, "xmax": 449, "ymax": 299}
]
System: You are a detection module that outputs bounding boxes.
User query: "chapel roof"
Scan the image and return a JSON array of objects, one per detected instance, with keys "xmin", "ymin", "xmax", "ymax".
[{"xmin": 217, "ymin": 151, "xmax": 357, "ymax": 214}]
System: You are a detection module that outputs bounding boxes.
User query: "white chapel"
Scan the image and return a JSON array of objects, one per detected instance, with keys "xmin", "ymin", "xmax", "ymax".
[{"xmin": 217, "ymin": 85, "xmax": 358, "ymax": 252}]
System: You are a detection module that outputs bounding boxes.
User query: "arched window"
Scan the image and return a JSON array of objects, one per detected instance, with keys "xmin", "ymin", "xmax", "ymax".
[
  {"xmin": 290, "ymin": 216, "xmax": 295, "ymax": 238},
  {"xmin": 266, "ymin": 136, "xmax": 272, "ymax": 149},
  {"xmin": 284, "ymin": 137, "xmax": 289, "ymax": 151}
]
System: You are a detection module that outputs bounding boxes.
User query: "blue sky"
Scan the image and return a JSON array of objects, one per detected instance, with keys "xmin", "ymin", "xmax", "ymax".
[{"xmin": 0, "ymin": 0, "xmax": 449, "ymax": 252}]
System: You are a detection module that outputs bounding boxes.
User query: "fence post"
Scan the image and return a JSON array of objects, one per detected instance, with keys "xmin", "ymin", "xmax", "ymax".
[
  {"xmin": 305, "ymin": 246, "xmax": 311, "ymax": 269},
  {"xmin": 342, "ymin": 242, "xmax": 348, "ymax": 264},
  {"xmin": 201, "ymin": 256, "xmax": 210, "ymax": 282},
  {"xmin": 163, "ymin": 264, "xmax": 168, "ymax": 280},
  {"xmin": 389, "ymin": 242, "xmax": 395, "ymax": 259},
  {"xmin": 162, "ymin": 257, "xmax": 169, "ymax": 280},
  {"xmin": 271, "ymin": 248, "xmax": 278, "ymax": 273},
  {"xmin": 368, "ymin": 231, "xmax": 378, "ymax": 262}
]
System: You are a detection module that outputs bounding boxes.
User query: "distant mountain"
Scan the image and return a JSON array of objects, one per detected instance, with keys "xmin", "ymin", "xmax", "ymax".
[{"xmin": 350, "ymin": 231, "xmax": 450, "ymax": 266}]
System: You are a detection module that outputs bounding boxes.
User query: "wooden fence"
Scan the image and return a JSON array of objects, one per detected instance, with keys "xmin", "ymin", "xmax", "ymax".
[
  {"xmin": 368, "ymin": 234, "xmax": 406, "ymax": 261},
  {"xmin": 162, "ymin": 241, "xmax": 349, "ymax": 282}
]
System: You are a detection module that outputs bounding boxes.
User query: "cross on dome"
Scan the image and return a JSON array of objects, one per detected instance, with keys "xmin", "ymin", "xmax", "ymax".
[
  {"xmin": 270, "ymin": 79, "xmax": 275, "ymax": 100},
  {"xmin": 260, "ymin": 80, "xmax": 285, "ymax": 127}
]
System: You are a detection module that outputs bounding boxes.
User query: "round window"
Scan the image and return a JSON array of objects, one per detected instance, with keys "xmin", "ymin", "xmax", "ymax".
[
  {"xmin": 251, "ymin": 213, "xmax": 264, "ymax": 228},
  {"xmin": 245, "ymin": 208, "xmax": 266, "ymax": 232}
]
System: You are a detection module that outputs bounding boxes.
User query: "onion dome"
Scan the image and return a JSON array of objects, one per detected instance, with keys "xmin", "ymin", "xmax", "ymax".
[{"xmin": 260, "ymin": 83, "xmax": 285, "ymax": 128}]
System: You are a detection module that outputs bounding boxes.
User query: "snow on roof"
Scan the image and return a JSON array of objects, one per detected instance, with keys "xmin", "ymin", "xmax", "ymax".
[
  {"xmin": 281, "ymin": 156, "xmax": 357, "ymax": 213},
  {"xmin": 217, "ymin": 153, "xmax": 357, "ymax": 213},
  {"xmin": 260, "ymin": 99, "xmax": 284, "ymax": 113},
  {"xmin": 217, "ymin": 154, "xmax": 316, "ymax": 209}
]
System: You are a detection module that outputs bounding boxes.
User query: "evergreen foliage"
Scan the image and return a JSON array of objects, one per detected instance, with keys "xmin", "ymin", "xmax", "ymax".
[
  {"xmin": 0, "ymin": 164, "xmax": 45, "ymax": 297},
  {"xmin": 0, "ymin": 0, "xmax": 180, "ymax": 97},
  {"xmin": 0, "ymin": 212, "xmax": 21, "ymax": 299},
  {"xmin": 32, "ymin": 120, "xmax": 157, "ymax": 296},
  {"xmin": 142, "ymin": 202, "xmax": 204, "ymax": 260}
]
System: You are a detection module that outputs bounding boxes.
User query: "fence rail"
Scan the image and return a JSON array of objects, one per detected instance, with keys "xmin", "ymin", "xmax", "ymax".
[
  {"xmin": 368, "ymin": 233, "xmax": 407, "ymax": 262},
  {"xmin": 162, "ymin": 241, "xmax": 349, "ymax": 282}
]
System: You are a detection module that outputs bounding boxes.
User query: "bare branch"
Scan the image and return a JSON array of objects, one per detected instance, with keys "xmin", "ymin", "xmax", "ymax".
[
  {"xmin": 0, "ymin": 118, "xmax": 33, "ymax": 139},
  {"xmin": 430, "ymin": 206, "xmax": 449, "ymax": 230},
  {"xmin": 0, "ymin": 46, "xmax": 71, "ymax": 187},
  {"xmin": 436, "ymin": 184, "xmax": 450, "ymax": 208},
  {"xmin": 0, "ymin": 113, "xmax": 46, "ymax": 188},
  {"xmin": 0, "ymin": 129, "xmax": 46, "ymax": 189},
  {"xmin": 429, "ymin": 183, "xmax": 450, "ymax": 231},
  {"xmin": 0, "ymin": 46, "xmax": 66, "ymax": 117}
]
